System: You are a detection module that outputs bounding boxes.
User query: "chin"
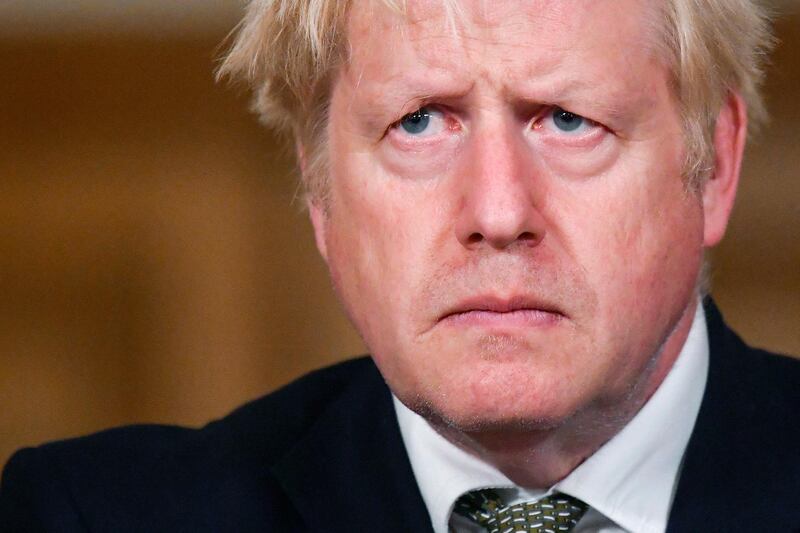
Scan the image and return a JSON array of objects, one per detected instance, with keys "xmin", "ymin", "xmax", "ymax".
[
  {"xmin": 398, "ymin": 366, "xmax": 585, "ymax": 434},
  {"xmin": 377, "ymin": 327, "xmax": 606, "ymax": 433}
]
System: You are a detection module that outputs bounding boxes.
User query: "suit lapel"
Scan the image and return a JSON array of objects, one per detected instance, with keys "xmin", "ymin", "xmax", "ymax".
[{"xmin": 271, "ymin": 362, "xmax": 434, "ymax": 532}]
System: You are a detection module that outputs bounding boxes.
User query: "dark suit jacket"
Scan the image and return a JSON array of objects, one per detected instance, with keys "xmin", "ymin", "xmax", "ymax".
[{"xmin": 1, "ymin": 301, "xmax": 799, "ymax": 532}]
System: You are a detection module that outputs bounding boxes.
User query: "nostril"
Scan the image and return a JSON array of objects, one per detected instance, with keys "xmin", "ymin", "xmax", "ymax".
[
  {"xmin": 467, "ymin": 233, "xmax": 483, "ymax": 245},
  {"xmin": 517, "ymin": 231, "xmax": 540, "ymax": 245}
]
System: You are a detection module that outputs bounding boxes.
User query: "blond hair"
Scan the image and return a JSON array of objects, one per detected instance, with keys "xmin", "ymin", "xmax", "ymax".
[
  {"xmin": 217, "ymin": 0, "xmax": 774, "ymax": 198},
  {"xmin": 656, "ymin": 0, "xmax": 774, "ymax": 189}
]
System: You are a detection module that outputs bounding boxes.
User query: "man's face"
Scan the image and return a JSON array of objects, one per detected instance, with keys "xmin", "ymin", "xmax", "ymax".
[{"xmin": 312, "ymin": 0, "xmax": 711, "ymax": 430}]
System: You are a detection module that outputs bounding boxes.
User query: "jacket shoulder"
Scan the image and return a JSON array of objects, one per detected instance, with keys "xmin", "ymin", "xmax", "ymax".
[
  {"xmin": 668, "ymin": 303, "xmax": 800, "ymax": 531},
  {"xmin": 0, "ymin": 356, "xmax": 381, "ymax": 532}
]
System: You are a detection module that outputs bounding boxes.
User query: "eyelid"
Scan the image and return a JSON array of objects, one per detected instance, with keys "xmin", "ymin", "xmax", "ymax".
[
  {"xmin": 391, "ymin": 104, "xmax": 441, "ymax": 127},
  {"xmin": 393, "ymin": 107, "xmax": 442, "ymax": 137},
  {"xmin": 387, "ymin": 105, "xmax": 462, "ymax": 144},
  {"xmin": 533, "ymin": 107, "xmax": 603, "ymax": 134}
]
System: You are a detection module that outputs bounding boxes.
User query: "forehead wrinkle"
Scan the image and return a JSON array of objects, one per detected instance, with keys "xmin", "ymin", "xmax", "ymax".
[
  {"xmin": 343, "ymin": 17, "xmax": 474, "ymax": 112},
  {"xmin": 344, "ymin": 59, "xmax": 473, "ymax": 107},
  {"xmin": 347, "ymin": 1, "xmax": 567, "ymax": 96},
  {"xmin": 343, "ymin": 0, "xmax": 666, "ymax": 124}
]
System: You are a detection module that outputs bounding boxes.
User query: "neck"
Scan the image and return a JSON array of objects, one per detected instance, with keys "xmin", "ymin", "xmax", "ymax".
[{"xmin": 432, "ymin": 299, "xmax": 699, "ymax": 488}]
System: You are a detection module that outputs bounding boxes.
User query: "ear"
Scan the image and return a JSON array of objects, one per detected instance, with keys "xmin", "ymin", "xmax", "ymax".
[
  {"xmin": 297, "ymin": 140, "xmax": 330, "ymax": 262},
  {"xmin": 702, "ymin": 91, "xmax": 747, "ymax": 247},
  {"xmin": 307, "ymin": 196, "xmax": 329, "ymax": 262}
]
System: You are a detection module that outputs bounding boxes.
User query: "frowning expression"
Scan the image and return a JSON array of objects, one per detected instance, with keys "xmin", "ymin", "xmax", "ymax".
[{"xmin": 310, "ymin": 0, "xmax": 709, "ymax": 430}]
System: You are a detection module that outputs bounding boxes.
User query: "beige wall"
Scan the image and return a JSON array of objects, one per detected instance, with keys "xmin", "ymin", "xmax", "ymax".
[{"xmin": 1, "ymin": 15, "xmax": 798, "ymax": 467}]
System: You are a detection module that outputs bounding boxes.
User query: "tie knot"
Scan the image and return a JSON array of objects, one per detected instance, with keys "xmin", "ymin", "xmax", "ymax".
[{"xmin": 454, "ymin": 489, "xmax": 588, "ymax": 533}]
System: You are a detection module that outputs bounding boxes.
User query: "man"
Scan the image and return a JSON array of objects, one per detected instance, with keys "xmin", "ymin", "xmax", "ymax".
[{"xmin": 1, "ymin": 0, "xmax": 798, "ymax": 531}]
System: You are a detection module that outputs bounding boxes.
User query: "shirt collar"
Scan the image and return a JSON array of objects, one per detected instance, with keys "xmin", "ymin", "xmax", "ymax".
[{"xmin": 394, "ymin": 303, "xmax": 709, "ymax": 533}]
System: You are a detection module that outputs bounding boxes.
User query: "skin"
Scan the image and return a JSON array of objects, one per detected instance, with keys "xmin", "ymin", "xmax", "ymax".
[{"xmin": 308, "ymin": 0, "xmax": 746, "ymax": 487}]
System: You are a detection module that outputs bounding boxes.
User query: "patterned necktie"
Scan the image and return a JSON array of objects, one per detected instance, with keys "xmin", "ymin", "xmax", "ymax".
[{"xmin": 454, "ymin": 488, "xmax": 588, "ymax": 533}]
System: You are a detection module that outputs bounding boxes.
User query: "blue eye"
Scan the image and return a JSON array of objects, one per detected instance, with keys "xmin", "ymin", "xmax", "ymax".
[
  {"xmin": 400, "ymin": 108, "xmax": 433, "ymax": 135},
  {"xmin": 552, "ymin": 108, "xmax": 585, "ymax": 132}
]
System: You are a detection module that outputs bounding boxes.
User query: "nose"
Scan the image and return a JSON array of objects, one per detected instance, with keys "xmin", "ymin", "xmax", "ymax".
[{"xmin": 454, "ymin": 123, "xmax": 546, "ymax": 250}]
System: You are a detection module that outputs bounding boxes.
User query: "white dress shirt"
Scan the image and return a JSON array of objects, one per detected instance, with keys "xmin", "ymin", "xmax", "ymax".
[{"xmin": 394, "ymin": 303, "xmax": 709, "ymax": 533}]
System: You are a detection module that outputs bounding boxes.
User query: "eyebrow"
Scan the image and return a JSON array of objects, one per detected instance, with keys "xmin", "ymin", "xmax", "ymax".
[
  {"xmin": 343, "ymin": 62, "xmax": 655, "ymax": 135},
  {"xmin": 343, "ymin": 66, "xmax": 474, "ymax": 125},
  {"xmin": 509, "ymin": 79, "xmax": 644, "ymax": 127}
]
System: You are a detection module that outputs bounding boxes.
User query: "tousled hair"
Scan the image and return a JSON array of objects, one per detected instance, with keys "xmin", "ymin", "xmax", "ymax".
[{"xmin": 217, "ymin": 0, "xmax": 774, "ymax": 199}]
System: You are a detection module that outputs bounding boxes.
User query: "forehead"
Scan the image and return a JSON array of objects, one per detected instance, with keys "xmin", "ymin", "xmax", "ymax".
[{"xmin": 343, "ymin": 0, "xmax": 663, "ymax": 106}]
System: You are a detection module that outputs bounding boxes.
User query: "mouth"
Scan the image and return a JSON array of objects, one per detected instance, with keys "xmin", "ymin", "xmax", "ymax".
[{"xmin": 438, "ymin": 295, "xmax": 566, "ymax": 328}]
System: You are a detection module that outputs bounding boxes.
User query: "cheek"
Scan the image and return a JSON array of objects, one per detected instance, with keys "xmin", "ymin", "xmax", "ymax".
[
  {"xmin": 562, "ymin": 148, "xmax": 703, "ymax": 316},
  {"xmin": 325, "ymin": 153, "xmax": 443, "ymax": 342},
  {"xmin": 610, "ymin": 201, "xmax": 702, "ymax": 313},
  {"xmin": 535, "ymin": 135, "xmax": 621, "ymax": 180}
]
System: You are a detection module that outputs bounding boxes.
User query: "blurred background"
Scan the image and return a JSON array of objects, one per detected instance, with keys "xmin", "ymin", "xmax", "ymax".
[{"xmin": 0, "ymin": 1, "xmax": 798, "ymax": 468}]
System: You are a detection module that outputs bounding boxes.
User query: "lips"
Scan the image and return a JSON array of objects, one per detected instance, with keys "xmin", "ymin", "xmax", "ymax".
[{"xmin": 438, "ymin": 295, "xmax": 566, "ymax": 326}]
